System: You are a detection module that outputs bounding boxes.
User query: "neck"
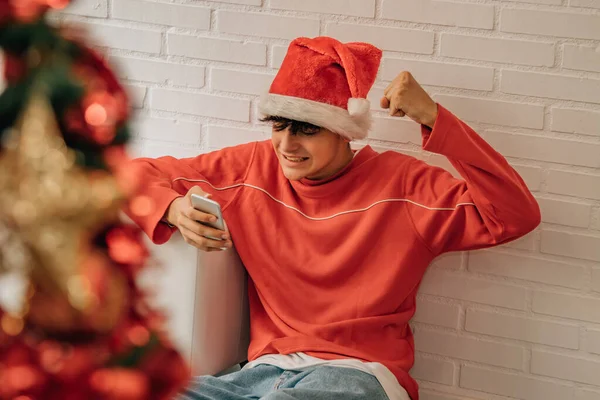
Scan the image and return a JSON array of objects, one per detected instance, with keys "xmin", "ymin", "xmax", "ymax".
[{"xmin": 306, "ymin": 145, "xmax": 354, "ymax": 181}]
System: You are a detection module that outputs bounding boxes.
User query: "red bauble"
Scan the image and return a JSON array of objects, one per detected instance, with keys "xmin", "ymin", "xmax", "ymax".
[
  {"xmin": 0, "ymin": 0, "xmax": 71, "ymax": 24},
  {"xmin": 105, "ymin": 225, "xmax": 149, "ymax": 275},
  {"xmin": 63, "ymin": 44, "xmax": 130, "ymax": 146}
]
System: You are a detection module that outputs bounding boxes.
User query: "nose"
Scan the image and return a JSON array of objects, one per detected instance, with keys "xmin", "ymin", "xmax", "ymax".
[{"xmin": 279, "ymin": 128, "xmax": 300, "ymax": 152}]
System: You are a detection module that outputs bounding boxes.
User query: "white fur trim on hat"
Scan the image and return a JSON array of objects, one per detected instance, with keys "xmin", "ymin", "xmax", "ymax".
[{"xmin": 259, "ymin": 93, "xmax": 372, "ymax": 141}]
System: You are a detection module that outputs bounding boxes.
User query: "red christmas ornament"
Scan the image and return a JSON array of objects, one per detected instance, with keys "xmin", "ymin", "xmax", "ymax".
[
  {"xmin": 0, "ymin": 0, "xmax": 70, "ymax": 23},
  {"xmin": 90, "ymin": 368, "xmax": 149, "ymax": 400},
  {"xmin": 105, "ymin": 225, "xmax": 149, "ymax": 274},
  {"xmin": 64, "ymin": 45, "xmax": 129, "ymax": 146},
  {"xmin": 3, "ymin": 53, "xmax": 27, "ymax": 84},
  {"xmin": 0, "ymin": 342, "xmax": 48, "ymax": 399}
]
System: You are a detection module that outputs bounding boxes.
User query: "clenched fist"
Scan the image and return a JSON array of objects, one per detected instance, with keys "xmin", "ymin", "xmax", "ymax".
[{"xmin": 380, "ymin": 71, "xmax": 438, "ymax": 129}]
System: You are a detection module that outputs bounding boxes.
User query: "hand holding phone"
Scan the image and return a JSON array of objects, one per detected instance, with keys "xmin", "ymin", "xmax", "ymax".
[
  {"xmin": 165, "ymin": 187, "xmax": 232, "ymax": 252},
  {"xmin": 191, "ymin": 193, "xmax": 226, "ymax": 239}
]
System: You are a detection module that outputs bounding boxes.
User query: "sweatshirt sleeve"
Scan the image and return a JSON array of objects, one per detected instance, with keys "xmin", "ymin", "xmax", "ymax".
[
  {"xmin": 124, "ymin": 142, "xmax": 257, "ymax": 245},
  {"xmin": 404, "ymin": 105, "xmax": 541, "ymax": 256}
]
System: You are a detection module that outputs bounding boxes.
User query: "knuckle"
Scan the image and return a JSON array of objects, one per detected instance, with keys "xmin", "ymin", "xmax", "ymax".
[
  {"xmin": 198, "ymin": 213, "xmax": 210, "ymax": 222},
  {"xmin": 188, "ymin": 187, "xmax": 205, "ymax": 197}
]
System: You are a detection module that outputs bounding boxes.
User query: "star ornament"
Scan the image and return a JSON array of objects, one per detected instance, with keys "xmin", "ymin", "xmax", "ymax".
[{"xmin": 0, "ymin": 93, "xmax": 124, "ymax": 316}]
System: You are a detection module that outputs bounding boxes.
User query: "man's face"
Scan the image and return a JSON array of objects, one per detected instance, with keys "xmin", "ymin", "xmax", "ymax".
[{"xmin": 268, "ymin": 117, "xmax": 352, "ymax": 181}]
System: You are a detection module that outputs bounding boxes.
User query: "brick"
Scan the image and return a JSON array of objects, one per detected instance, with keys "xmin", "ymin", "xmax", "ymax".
[
  {"xmin": 126, "ymin": 140, "xmax": 145, "ymax": 159},
  {"xmin": 83, "ymin": 22, "xmax": 161, "ymax": 53},
  {"xmin": 207, "ymin": 126, "xmax": 267, "ymax": 148},
  {"xmin": 326, "ymin": 22, "xmax": 434, "ymax": 55},
  {"xmin": 415, "ymin": 330, "xmax": 524, "ymax": 369},
  {"xmin": 431, "ymin": 253, "xmax": 463, "ymax": 269},
  {"xmin": 514, "ymin": 165, "xmax": 543, "ymax": 192},
  {"xmin": 411, "ymin": 355, "xmax": 455, "ymax": 385},
  {"xmin": 593, "ymin": 209, "xmax": 600, "ymax": 231},
  {"xmin": 434, "ymin": 95, "xmax": 544, "ymax": 129},
  {"xmin": 501, "ymin": 8, "xmax": 600, "ymax": 40},
  {"xmin": 420, "ymin": 270, "xmax": 527, "ymax": 310},
  {"xmin": 469, "ymin": 251, "xmax": 586, "ymax": 289},
  {"xmin": 533, "ymin": 291, "xmax": 600, "ymax": 323},
  {"xmin": 62, "ymin": 0, "xmax": 107, "ymax": 17},
  {"xmin": 441, "ymin": 34, "xmax": 555, "ymax": 67},
  {"xmin": 507, "ymin": 0, "xmax": 561, "ymax": 3},
  {"xmin": 501, "ymin": 70, "xmax": 600, "ymax": 104},
  {"xmin": 382, "ymin": 0, "xmax": 494, "ymax": 29},
  {"xmin": 579, "ymin": 389, "xmax": 600, "ymax": 400},
  {"xmin": 460, "ymin": 365, "xmax": 574, "ymax": 400},
  {"xmin": 588, "ymin": 330, "xmax": 600, "ymax": 355},
  {"xmin": 270, "ymin": 0, "xmax": 375, "ymax": 17},
  {"xmin": 541, "ymin": 230, "xmax": 600, "ymax": 262},
  {"xmin": 466, "ymin": 309, "xmax": 579, "ymax": 348},
  {"xmin": 552, "ymin": 108, "xmax": 600, "ymax": 137},
  {"xmin": 425, "ymin": 154, "xmax": 460, "ymax": 178},
  {"xmin": 594, "ymin": 269, "xmax": 600, "ymax": 293},
  {"xmin": 112, "ymin": 56, "xmax": 205, "ymax": 88},
  {"xmin": 484, "ymin": 131, "xmax": 600, "ymax": 169},
  {"xmin": 547, "ymin": 170, "xmax": 600, "ymax": 200},
  {"xmin": 150, "ymin": 89, "xmax": 250, "ymax": 122},
  {"xmin": 132, "ymin": 117, "xmax": 201, "ymax": 144},
  {"xmin": 421, "ymin": 393, "xmax": 477, "ymax": 400},
  {"xmin": 369, "ymin": 145, "xmax": 422, "ymax": 160},
  {"xmin": 211, "ymin": 69, "xmax": 275, "ymax": 96},
  {"xmin": 212, "ymin": 0, "xmax": 260, "ymax": 4},
  {"xmin": 570, "ymin": 0, "xmax": 600, "ymax": 8},
  {"xmin": 563, "ymin": 44, "xmax": 600, "ymax": 73},
  {"xmin": 143, "ymin": 143, "xmax": 201, "ymax": 159},
  {"xmin": 371, "ymin": 117, "xmax": 422, "ymax": 144},
  {"xmin": 532, "ymin": 350, "xmax": 600, "ymax": 385},
  {"xmin": 538, "ymin": 198, "xmax": 592, "ymax": 228},
  {"xmin": 272, "ymin": 45, "xmax": 288, "ymax": 68},
  {"xmin": 168, "ymin": 34, "xmax": 266, "ymax": 66},
  {"xmin": 413, "ymin": 297, "xmax": 460, "ymax": 329},
  {"xmin": 383, "ymin": 58, "xmax": 493, "ymax": 91},
  {"xmin": 504, "ymin": 233, "xmax": 537, "ymax": 251},
  {"xmin": 113, "ymin": 0, "xmax": 210, "ymax": 29},
  {"xmin": 217, "ymin": 11, "xmax": 319, "ymax": 40},
  {"xmin": 124, "ymin": 84, "xmax": 146, "ymax": 108}
]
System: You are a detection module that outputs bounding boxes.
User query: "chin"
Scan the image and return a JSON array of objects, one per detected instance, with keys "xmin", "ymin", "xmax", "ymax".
[
  {"xmin": 282, "ymin": 169, "xmax": 306, "ymax": 181},
  {"xmin": 279, "ymin": 164, "xmax": 310, "ymax": 180}
]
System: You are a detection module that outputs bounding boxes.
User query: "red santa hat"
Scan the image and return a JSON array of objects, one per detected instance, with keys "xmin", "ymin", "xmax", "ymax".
[{"xmin": 259, "ymin": 36, "xmax": 382, "ymax": 141}]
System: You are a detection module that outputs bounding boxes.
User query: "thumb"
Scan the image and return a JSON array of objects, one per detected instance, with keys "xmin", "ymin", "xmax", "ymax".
[
  {"xmin": 380, "ymin": 96, "xmax": 390, "ymax": 109},
  {"xmin": 188, "ymin": 186, "xmax": 210, "ymax": 198}
]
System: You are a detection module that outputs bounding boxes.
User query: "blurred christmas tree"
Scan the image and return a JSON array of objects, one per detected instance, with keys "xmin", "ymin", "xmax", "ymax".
[{"xmin": 0, "ymin": 1, "xmax": 190, "ymax": 398}]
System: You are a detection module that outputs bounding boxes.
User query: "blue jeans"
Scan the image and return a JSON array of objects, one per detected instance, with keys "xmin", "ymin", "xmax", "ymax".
[{"xmin": 179, "ymin": 364, "xmax": 390, "ymax": 399}]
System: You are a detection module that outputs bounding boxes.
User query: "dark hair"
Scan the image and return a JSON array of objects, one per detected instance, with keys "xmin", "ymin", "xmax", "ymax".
[{"xmin": 260, "ymin": 116, "xmax": 321, "ymax": 136}]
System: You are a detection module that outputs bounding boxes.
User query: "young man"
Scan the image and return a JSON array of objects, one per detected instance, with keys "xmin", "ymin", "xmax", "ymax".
[{"xmin": 126, "ymin": 37, "xmax": 541, "ymax": 400}]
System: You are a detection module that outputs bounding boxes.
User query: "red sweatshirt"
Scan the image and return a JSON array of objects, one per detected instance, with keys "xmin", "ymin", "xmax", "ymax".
[{"xmin": 126, "ymin": 105, "xmax": 540, "ymax": 400}]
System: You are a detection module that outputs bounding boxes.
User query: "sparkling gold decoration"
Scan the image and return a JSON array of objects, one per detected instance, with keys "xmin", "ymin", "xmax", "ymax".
[{"xmin": 0, "ymin": 94, "xmax": 124, "ymax": 314}]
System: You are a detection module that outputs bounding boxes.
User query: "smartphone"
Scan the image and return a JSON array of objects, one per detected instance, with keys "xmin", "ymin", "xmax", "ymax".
[{"xmin": 190, "ymin": 194, "xmax": 226, "ymax": 240}]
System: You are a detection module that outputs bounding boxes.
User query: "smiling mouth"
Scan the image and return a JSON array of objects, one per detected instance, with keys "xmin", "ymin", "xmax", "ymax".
[{"xmin": 283, "ymin": 155, "xmax": 309, "ymax": 163}]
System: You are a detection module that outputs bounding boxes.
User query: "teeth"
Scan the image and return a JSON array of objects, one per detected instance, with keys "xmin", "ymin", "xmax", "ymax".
[{"xmin": 284, "ymin": 155, "xmax": 306, "ymax": 162}]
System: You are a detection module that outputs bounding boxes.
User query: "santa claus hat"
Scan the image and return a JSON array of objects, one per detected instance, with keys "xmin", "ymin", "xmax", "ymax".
[{"xmin": 259, "ymin": 36, "xmax": 382, "ymax": 141}]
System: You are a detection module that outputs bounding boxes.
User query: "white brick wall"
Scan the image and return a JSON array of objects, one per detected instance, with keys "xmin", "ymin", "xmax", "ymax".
[{"xmin": 60, "ymin": 0, "xmax": 600, "ymax": 398}]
